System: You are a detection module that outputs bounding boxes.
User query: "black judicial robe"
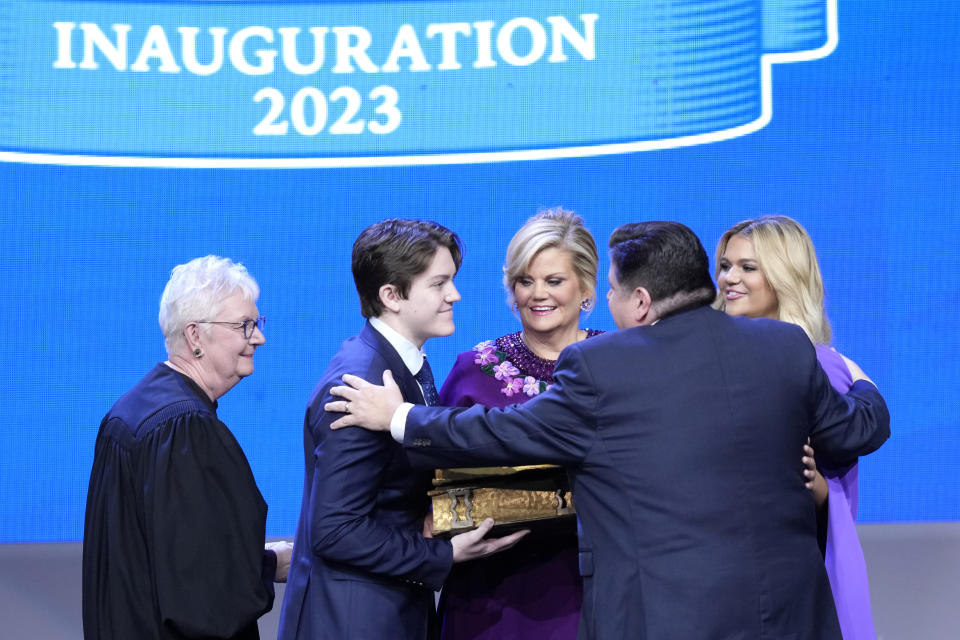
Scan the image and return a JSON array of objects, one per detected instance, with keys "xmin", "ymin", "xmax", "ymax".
[{"xmin": 82, "ymin": 364, "xmax": 276, "ymax": 640}]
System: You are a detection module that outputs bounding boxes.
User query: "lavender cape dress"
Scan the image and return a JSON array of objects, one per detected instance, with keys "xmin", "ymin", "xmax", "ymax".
[
  {"xmin": 815, "ymin": 344, "xmax": 878, "ymax": 640},
  {"xmin": 436, "ymin": 331, "xmax": 601, "ymax": 640}
]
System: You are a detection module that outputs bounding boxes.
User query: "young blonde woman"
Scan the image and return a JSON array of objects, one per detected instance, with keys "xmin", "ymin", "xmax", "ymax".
[{"xmin": 715, "ymin": 215, "xmax": 877, "ymax": 640}]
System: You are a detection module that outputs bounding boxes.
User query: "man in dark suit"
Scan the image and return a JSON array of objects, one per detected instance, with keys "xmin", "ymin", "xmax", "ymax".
[
  {"xmin": 326, "ymin": 221, "xmax": 890, "ymax": 640},
  {"xmin": 278, "ymin": 220, "xmax": 524, "ymax": 640}
]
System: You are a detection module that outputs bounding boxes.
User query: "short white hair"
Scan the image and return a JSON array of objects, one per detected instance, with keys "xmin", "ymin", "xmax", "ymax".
[{"xmin": 158, "ymin": 255, "xmax": 259, "ymax": 356}]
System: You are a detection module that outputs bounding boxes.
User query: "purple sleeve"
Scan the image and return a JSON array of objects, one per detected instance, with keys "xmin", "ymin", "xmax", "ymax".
[
  {"xmin": 816, "ymin": 343, "xmax": 878, "ymax": 639},
  {"xmin": 815, "ymin": 343, "xmax": 854, "ymax": 393},
  {"xmin": 439, "ymin": 350, "xmax": 518, "ymax": 409}
]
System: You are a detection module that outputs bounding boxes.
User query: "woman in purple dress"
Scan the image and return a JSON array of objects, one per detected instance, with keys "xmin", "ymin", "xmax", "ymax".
[
  {"xmin": 714, "ymin": 215, "xmax": 877, "ymax": 640},
  {"xmin": 437, "ymin": 208, "xmax": 601, "ymax": 639}
]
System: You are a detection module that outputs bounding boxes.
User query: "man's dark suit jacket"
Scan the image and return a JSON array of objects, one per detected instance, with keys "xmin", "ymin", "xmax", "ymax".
[
  {"xmin": 403, "ymin": 306, "xmax": 889, "ymax": 640},
  {"xmin": 278, "ymin": 322, "xmax": 453, "ymax": 640}
]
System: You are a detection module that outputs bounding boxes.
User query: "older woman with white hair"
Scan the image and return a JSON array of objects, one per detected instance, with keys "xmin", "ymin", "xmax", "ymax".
[{"xmin": 82, "ymin": 255, "xmax": 291, "ymax": 640}]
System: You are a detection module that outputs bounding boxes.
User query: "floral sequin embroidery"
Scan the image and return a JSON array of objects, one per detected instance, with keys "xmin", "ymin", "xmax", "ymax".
[
  {"xmin": 474, "ymin": 345, "xmax": 498, "ymax": 366},
  {"xmin": 522, "ymin": 376, "xmax": 541, "ymax": 397},
  {"xmin": 471, "ymin": 339, "xmax": 551, "ymax": 397},
  {"xmin": 501, "ymin": 377, "xmax": 524, "ymax": 397},
  {"xmin": 470, "ymin": 331, "xmax": 602, "ymax": 397},
  {"xmin": 492, "ymin": 361, "xmax": 520, "ymax": 380}
]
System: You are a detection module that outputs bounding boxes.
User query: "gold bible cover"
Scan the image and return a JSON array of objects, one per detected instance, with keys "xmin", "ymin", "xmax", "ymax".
[{"xmin": 429, "ymin": 465, "xmax": 575, "ymax": 537}]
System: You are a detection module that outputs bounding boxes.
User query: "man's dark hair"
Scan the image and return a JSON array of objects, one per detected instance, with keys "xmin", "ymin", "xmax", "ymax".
[
  {"xmin": 609, "ymin": 221, "xmax": 715, "ymax": 314},
  {"xmin": 352, "ymin": 219, "xmax": 463, "ymax": 318}
]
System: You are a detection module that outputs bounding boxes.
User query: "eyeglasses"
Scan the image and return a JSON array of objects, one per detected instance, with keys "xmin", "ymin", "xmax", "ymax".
[{"xmin": 196, "ymin": 316, "xmax": 266, "ymax": 339}]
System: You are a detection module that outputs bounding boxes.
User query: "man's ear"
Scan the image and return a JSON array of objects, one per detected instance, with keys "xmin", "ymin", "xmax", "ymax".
[
  {"xmin": 634, "ymin": 286, "xmax": 657, "ymax": 326},
  {"xmin": 378, "ymin": 283, "xmax": 402, "ymax": 314}
]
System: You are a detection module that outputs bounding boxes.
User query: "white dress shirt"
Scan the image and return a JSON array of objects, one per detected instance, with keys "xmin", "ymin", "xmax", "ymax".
[{"xmin": 369, "ymin": 317, "xmax": 430, "ymax": 424}]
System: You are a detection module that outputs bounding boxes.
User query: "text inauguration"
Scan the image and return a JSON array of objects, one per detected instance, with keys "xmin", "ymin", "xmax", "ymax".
[{"xmin": 52, "ymin": 15, "xmax": 599, "ymax": 75}]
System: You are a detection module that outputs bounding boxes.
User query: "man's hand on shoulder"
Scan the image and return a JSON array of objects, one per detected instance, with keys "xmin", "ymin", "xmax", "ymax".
[{"xmin": 327, "ymin": 370, "xmax": 402, "ymax": 431}]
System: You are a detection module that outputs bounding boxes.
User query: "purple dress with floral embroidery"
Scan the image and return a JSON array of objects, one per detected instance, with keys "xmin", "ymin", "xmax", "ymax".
[
  {"xmin": 436, "ymin": 331, "xmax": 602, "ymax": 640},
  {"xmin": 815, "ymin": 344, "xmax": 877, "ymax": 640}
]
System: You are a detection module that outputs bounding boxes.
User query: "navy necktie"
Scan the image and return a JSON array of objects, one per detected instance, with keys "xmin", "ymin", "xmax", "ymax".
[{"xmin": 415, "ymin": 358, "xmax": 439, "ymax": 406}]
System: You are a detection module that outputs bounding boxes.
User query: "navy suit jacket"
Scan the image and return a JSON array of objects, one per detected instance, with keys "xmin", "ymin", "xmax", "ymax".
[
  {"xmin": 278, "ymin": 322, "xmax": 453, "ymax": 640},
  {"xmin": 403, "ymin": 306, "xmax": 889, "ymax": 640}
]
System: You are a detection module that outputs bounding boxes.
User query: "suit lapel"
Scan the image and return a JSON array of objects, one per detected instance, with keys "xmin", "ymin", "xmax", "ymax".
[{"xmin": 358, "ymin": 321, "xmax": 427, "ymax": 406}]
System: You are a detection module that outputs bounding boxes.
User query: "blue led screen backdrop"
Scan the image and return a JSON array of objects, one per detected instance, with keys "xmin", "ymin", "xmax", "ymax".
[{"xmin": 0, "ymin": 0, "xmax": 957, "ymax": 542}]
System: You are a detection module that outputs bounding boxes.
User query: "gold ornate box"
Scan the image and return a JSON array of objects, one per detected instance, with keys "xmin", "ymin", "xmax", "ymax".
[{"xmin": 429, "ymin": 465, "xmax": 575, "ymax": 537}]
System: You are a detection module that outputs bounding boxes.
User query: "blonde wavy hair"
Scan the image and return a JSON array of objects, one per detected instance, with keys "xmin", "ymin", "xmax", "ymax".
[
  {"xmin": 714, "ymin": 215, "xmax": 831, "ymax": 344},
  {"xmin": 503, "ymin": 207, "xmax": 598, "ymax": 311}
]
